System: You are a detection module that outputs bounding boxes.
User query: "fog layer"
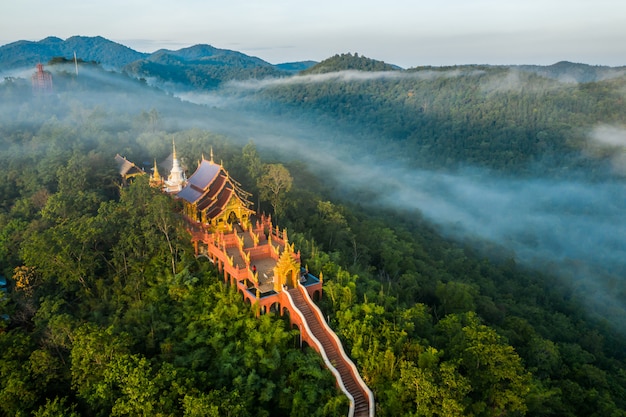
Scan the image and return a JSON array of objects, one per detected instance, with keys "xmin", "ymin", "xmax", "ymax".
[{"xmin": 178, "ymin": 84, "xmax": 626, "ymax": 330}]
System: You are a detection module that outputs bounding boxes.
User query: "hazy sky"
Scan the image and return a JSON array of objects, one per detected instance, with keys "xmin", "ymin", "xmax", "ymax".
[{"xmin": 1, "ymin": 0, "xmax": 625, "ymax": 67}]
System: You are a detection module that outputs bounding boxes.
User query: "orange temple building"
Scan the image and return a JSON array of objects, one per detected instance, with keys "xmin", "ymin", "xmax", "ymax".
[
  {"xmin": 31, "ymin": 63, "xmax": 53, "ymax": 94},
  {"xmin": 121, "ymin": 145, "xmax": 374, "ymax": 416}
]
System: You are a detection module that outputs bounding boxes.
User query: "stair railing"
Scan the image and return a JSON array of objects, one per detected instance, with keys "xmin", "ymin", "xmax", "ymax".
[
  {"xmin": 283, "ymin": 289, "xmax": 357, "ymax": 417},
  {"xmin": 297, "ymin": 285, "xmax": 375, "ymax": 417}
]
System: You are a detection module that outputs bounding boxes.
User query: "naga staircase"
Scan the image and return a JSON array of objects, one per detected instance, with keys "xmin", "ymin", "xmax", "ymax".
[{"xmin": 285, "ymin": 286, "xmax": 374, "ymax": 417}]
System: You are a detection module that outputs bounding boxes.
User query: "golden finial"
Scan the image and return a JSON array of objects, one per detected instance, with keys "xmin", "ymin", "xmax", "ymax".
[
  {"xmin": 153, "ymin": 159, "xmax": 160, "ymax": 179},
  {"xmin": 210, "ymin": 147, "xmax": 214, "ymax": 163},
  {"xmin": 172, "ymin": 140, "xmax": 177, "ymax": 159}
]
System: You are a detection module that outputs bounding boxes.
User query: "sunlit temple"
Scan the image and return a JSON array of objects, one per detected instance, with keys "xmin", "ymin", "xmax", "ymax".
[{"xmin": 116, "ymin": 142, "xmax": 374, "ymax": 416}]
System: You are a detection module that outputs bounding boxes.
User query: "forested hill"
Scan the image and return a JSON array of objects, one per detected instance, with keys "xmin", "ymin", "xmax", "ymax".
[
  {"xmin": 0, "ymin": 36, "xmax": 148, "ymax": 70},
  {"xmin": 1, "ymin": 50, "xmax": 626, "ymax": 417},
  {"xmin": 0, "ymin": 36, "xmax": 311, "ymax": 89},
  {"xmin": 301, "ymin": 52, "xmax": 400, "ymax": 74},
  {"xmin": 246, "ymin": 64, "xmax": 626, "ymax": 175},
  {"xmin": 515, "ymin": 61, "xmax": 626, "ymax": 83},
  {"xmin": 123, "ymin": 45, "xmax": 289, "ymax": 91}
]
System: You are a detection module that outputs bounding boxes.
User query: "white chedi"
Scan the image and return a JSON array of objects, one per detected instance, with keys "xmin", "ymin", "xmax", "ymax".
[{"xmin": 164, "ymin": 142, "xmax": 186, "ymax": 193}]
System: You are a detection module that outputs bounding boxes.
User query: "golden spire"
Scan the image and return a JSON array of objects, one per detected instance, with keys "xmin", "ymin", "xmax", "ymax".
[
  {"xmin": 210, "ymin": 147, "xmax": 214, "ymax": 163},
  {"xmin": 152, "ymin": 159, "xmax": 160, "ymax": 180},
  {"xmin": 172, "ymin": 140, "xmax": 177, "ymax": 160}
]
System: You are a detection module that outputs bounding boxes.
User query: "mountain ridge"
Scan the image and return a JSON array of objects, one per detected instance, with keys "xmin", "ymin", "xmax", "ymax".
[
  {"xmin": 0, "ymin": 36, "xmax": 316, "ymax": 74},
  {"xmin": 0, "ymin": 35, "xmax": 148, "ymax": 70},
  {"xmin": 5, "ymin": 35, "xmax": 626, "ymax": 83}
]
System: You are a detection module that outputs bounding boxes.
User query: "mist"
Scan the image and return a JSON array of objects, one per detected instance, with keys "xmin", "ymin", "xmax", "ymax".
[
  {"xmin": 172, "ymin": 81, "xmax": 626, "ymax": 332},
  {"xmin": 222, "ymin": 68, "xmax": 486, "ymax": 91},
  {"xmin": 3, "ymin": 64, "xmax": 625, "ymax": 332}
]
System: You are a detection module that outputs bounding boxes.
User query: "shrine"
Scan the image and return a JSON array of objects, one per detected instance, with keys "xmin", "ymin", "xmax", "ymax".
[
  {"xmin": 177, "ymin": 150, "xmax": 373, "ymax": 416},
  {"xmin": 114, "ymin": 154, "xmax": 145, "ymax": 184},
  {"xmin": 176, "ymin": 151, "xmax": 323, "ymax": 309},
  {"xmin": 116, "ymin": 145, "xmax": 374, "ymax": 416},
  {"xmin": 176, "ymin": 150, "xmax": 254, "ymax": 232}
]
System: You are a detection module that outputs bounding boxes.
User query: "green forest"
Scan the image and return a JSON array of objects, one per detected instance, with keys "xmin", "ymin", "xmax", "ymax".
[
  {"xmin": 1, "ymin": 62, "xmax": 626, "ymax": 417},
  {"xmin": 249, "ymin": 55, "xmax": 626, "ymax": 176}
]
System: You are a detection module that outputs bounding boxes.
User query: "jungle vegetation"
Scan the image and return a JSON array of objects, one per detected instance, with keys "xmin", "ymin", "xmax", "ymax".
[
  {"xmin": 247, "ymin": 55, "xmax": 626, "ymax": 176},
  {"xmin": 1, "ymin": 61, "xmax": 626, "ymax": 417}
]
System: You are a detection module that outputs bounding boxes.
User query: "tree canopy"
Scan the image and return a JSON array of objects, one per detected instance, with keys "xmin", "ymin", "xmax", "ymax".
[{"xmin": 1, "ymin": 63, "xmax": 626, "ymax": 417}]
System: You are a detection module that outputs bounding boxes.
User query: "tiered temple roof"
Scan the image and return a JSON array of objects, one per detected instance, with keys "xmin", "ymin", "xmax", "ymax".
[{"xmin": 177, "ymin": 157, "xmax": 253, "ymax": 229}]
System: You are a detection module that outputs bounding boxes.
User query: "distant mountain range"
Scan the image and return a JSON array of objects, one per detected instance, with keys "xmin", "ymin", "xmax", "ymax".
[
  {"xmin": 0, "ymin": 36, "xmax": 317, "ymax": 89},
  {"xmin": 0, "ymin": 36, "xmax": 148, "ymax": 69},
  {"xmin": 1, "ymin": 35, "xmax": 625, "ymax": 90}
]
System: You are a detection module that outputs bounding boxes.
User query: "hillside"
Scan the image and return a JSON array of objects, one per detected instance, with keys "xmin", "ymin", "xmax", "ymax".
[
  {"xmin": 0, "ymin": 36, "xmax": 304, "ymax": 89},
  {"xmin": 276, "ymin": 60, "xmax": 318, "ymax": 72},
  {"xmin": 246, "ymin": 64, "xmax": 626, "ymax": 175},
  {"xmin": 123, "ymin": 44, "xmax": 289, "ymax": 90},
  {"xmin": 302, "ymin": 52, "xmax": 400, "ymax": 74},
  {"xmin": 1, "ymin": 72, "xmax": 626, "ymax": 416},
  {"xmin": 516, "ymin": 61, "xmax": 626, "ymax": 83},
  {"xmin": 0, "ymin": 36, "xmax": 148, "ymax": 70},
  {"xmin": 1, "ymin": 37, "xmax": 626, "ymax": 417}
]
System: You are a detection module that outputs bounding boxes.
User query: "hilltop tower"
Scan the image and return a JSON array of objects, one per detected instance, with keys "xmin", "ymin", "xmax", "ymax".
[{"xmin": 31, "ymin": 63, "xmax": 53, "ymax": 94}]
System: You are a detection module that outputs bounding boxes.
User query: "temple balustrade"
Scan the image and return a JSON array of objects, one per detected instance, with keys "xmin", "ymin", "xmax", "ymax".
[{"xmin": 246, "ymin": 244, "xmax": 274, "ymax": 260}]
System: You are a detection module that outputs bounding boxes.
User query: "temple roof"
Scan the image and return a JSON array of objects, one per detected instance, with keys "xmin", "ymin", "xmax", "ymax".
[
  {"xmin": 177, "ymin": 160, "xmax": 220, "ymax": 203},
  {"xmin": 115, "ymin": 154, "xmax": 144, "ymax": 178},
  {"xmin": 187, "ymin": 160, "xmax": 220, "ymax": 190},
  {"xmin": 177, "ymin": 158, "xmax": 253, "ymax": 221}
]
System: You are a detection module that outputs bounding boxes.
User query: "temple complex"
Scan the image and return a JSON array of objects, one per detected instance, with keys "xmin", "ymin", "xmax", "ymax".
[{"xmin": 117, "ymin": 145, "xmax": 374, "ymax": 416}]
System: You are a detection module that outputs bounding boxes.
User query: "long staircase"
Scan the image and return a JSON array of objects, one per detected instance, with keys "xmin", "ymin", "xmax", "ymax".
[{"xmin": 287, "ymin": 287, "xmax": 374, "ymax": 417}]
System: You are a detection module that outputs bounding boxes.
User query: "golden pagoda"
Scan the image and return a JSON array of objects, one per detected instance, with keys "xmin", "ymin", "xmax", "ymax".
[{"xmin": 149, "ymin": 159, "xmax": 162, "ymax": 187}]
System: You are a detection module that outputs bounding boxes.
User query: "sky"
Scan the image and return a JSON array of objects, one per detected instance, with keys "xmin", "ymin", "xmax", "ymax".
[{"xmin": 1, "ymin": 0, "xmax": 625, "ymax": 68}]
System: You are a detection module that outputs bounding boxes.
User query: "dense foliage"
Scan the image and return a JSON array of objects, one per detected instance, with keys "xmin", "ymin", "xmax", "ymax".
[
  {"xmin": 1, "ymin": 62, "xmax": 626, "ymax": 417},
  {"xmin": 0, "ymin": 82, "xmax": 345, "ymax": 417},
  {"xmin": 301, "ymin": 53, "xmax": 400, "ymax": 74},
  {"xmin": 0, "ymin": 36, "xmax": 148, "ymax": 71},
  {"xmin": 124, "ymin": 50, "xmax": 288, "ymax": 91},
  {"xmin": 252, "ymin": 63, "xmax": 626, "ymax": 175}
]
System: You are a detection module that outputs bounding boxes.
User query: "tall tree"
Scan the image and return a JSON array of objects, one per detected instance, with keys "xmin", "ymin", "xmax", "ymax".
[{"xmin": 258, "ymin": 163, "xmax": 293, "ymax": 220}]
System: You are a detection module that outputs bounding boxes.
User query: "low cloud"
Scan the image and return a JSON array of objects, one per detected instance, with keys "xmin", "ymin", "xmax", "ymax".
[
  {"xmin": 590, "ymin": 124, "xmax": 626, "ymax": 147},
  {"xmin": 587, "ymin": 124, "xmax": 626, "ymax": 174},
  {"xmin": 224, "ymin": 69, "xmax": 484, "ymax": 91},
  {"xmin": 4, "ymin": 65, "xmax": 624, "ymax": 333}
]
